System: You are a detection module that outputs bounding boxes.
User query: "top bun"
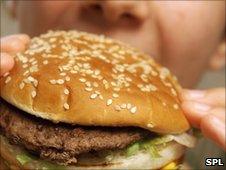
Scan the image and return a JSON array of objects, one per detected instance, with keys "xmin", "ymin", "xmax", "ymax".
[{"xmin": 0, "ymin": 30, "xmax": 189, "ymax": 134}]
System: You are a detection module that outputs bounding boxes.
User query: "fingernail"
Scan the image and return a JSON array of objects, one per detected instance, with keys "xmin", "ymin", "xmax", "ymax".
[
  {"xmin": 185, "ymin": 90, "xmax": 205, "ymax": 99},
  {"xmin": 193, "ymin": 102, "xmax": 210, "ymax": 112}
]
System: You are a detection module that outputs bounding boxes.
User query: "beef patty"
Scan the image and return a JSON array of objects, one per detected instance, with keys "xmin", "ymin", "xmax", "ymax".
[{"xmin": 0, "ymin": 101, "xmax": 150, "ymax": 165}]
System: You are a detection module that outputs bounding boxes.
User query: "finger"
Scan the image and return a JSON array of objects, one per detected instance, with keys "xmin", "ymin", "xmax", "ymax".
[
  {"xmin": 181, "ymin": 101, "xmax": 210, "ymax": 127},
  {"xmin": 181, "ymin": 88, "xmax": 225, "ymax": 107},
  {"xmin": 200, "ymin": 114, "xmax": 226, "ymax": 151},
  {"xmin": 1, "ymin": 34, "xmax": 30, "ymax": 44},
  {"xmin": 0, "ymin": 53, "xmax": 14, "ymax": 76},
  {"xmin": 181, "ymin": 101, "xmax": 225, "ymax": 128},
  {"xmin": 1, "ymin": 34, "xmax": 30, "ymax": 54}
]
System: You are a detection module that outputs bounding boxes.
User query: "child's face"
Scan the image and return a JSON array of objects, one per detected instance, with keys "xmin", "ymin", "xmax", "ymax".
[{"xmin": 14, "ymin": 1, "xmax": 225, "ymax": 87}]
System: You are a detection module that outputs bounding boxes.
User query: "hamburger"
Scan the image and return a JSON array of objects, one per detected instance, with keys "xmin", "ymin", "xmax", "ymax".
[{"xmin": 0, "ymin": 30, "xmax": 196, "ymax": 169}]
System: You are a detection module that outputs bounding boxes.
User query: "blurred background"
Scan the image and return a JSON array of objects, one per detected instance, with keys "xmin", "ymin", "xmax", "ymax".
[{"xmin": 1, "ymin": 2, "xmax": 225, "ymax": 170}]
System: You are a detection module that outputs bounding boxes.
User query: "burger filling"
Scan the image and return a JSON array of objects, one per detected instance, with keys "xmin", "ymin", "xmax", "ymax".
[{"xmin": 0, "ymin": 101, "xmax": 196, "ymax": 169}]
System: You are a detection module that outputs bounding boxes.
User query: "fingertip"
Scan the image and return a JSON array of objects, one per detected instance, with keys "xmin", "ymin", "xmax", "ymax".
[
  {"xmin": 200, "ymin": 115, "xmax": 226, "ymax": 150},
  {"xmin": 181, "ymin": 101, "xmax": 204, "ymax": 128},
  {"xmin": 8, "ymin": 38, "xmax": 27, "ymax": 52},
  {"xmin": 16, "ymin": 34, "xmax": 30, "ymax": 44},
  {"xmin": 1, "ymin": 34, "xmax": 30, "ymax": 53},
  {"xmin": 0, "ymin": 53, "xmax": 14, "ymax": 76},
  {"xmin": 180, "ymin": 89, "xmax": 205, "ymax": 100}
]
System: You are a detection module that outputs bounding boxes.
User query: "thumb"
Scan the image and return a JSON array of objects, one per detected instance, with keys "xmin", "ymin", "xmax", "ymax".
[{"xmin": 0, "ymin": 53, "xmax": 14, "ymax": 76}]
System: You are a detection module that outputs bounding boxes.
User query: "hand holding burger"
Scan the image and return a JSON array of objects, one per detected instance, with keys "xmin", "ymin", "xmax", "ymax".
[
  {"xmin": 0, "ymin": 34, "xmax": 30, "ymax": 76},
  {"xmin": 181, "ymin": 88, "xmax": 226, "ymax": 150}
]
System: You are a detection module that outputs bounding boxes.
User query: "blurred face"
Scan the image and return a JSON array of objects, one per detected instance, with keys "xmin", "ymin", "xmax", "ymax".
[{"xmin": 14, "ymin": 1, "xmax": 225, "ymax": 87}]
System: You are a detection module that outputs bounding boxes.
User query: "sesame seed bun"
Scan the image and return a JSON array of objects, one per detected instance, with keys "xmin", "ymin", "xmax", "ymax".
[{"xmin": 0, "ymin": 30, "xmax": 190, "ymax": 134}]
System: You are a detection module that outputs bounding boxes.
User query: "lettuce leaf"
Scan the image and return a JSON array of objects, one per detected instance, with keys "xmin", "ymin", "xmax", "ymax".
[
  {"xmin": 126, "ymin": 135, "xmax": 173, "ymax": 158},
  {"xmin": 126, "ymin": 142, "xmax": 140, "ymax": 157},
  {"xmin": 16, "ymin": 154, "xmax": 33, "ymax": 165}
]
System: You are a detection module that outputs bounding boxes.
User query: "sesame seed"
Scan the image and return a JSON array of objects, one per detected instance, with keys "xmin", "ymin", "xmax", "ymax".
[
  {"xmin": 151, "ymin": 71, "xmax": 158, "ymax": 76},
  {"xmin": 5, "ymin": 76, "xmax": 11, "ymax": 84},
  {"xmin": 93, "ymin": 82, "xmax": 98, "ymax": 87},
  {"xmin": 150, "ymin": 84, "xmax": 157, "ymax": 91},
  {"xmin": 31, "ymin": 91, "xmax": 37, "ymax": 98},
  {"xmin": 79, "ymin": 78, "xmax": 86, "ymax": 83},
  {"xmin": 113, "ymin": 87, "xmax": 120, "ymax": 92},
  {"xmin": 160, "ymin": 67, "xmax": 170, "ymax": 79},
  {"xmin": 77, "ymin": 63, "xmax": 83, "ymax": 67},
  {"xmin": 58, "ymin": 67, "xmax": 63, "ymax": 72},
  {"xmin": 112, "ymin": 93, "xmax": 119, "ymax": 98},
  {"xmin": 29, "ymin": 58, "xmax": 35, "ymax": 62},
  {"xmin": 60, "ymin": 72, "xmax": 66, "ymax": 76},
  {"xmin": 95, "ymin": 91, "xmax": 100, "ymax": 95},
  {"xmin": 99, "ymin": 95, "xmax": 103, "ymax": 100},
  {"xmin": 164, "ymin": 82, "xmax": 172, "ymax": 87},
  {"xmin": 90, "ymin": 93, "xmax": 98, "ymax": 99},
  {"xmin": 50, "ymin": 79, "xmax": 56, "ymax": 84},
  {"xmin": 130, "ymin": 106, "xmax": 137, "ymax": 114},
  {"xmin": 162, "ymin": 102, "xmax": 167, "ymax": 106},
  {"xmin": 85, "ymin": 87, "xmax": 93, "ymax": 91},
  {"xmin": 147, "ymin": 123, "xmax": 154, "ymax": 128},
  {"xmin": 33, "ymin": 80, "xmax": 38, "ymax": 87},
  {"xmin": 97, "ymin": 75, "xmax": 103, "ymax": 80},
  {"xmin": 127, "ymin": 103, "xmax": 132, "ymax": 109},
  {"xmin": 64, "ymin": 88, "xmax": 69, "ymax": 95},
  {"xmin": 83, "ymin": 63, "xmax": 90, "ymax": 69},
  {"xmin": 173, "ymin": 104, "xmax": 179, "ymax": 110},
  {"xmin": 23, "ymin": 79, "xmax": 30, "ymax": 84},
  {"xmin": 114, "ymin": 105, "xmax": 121, "ymax": 111},
  {"xmin": 171, "ymin": 88, "xmax": 177, "ymax": 96},
  {"xmin": 23, "ymin": 70, "xmax": 29, "ymax": 76},
  {"xmin": 85, "ymin": 81, "xmax": 91, "ymax": 87},
  {"xmin": 43, "ymin": 60, "xmax": 48, "ymax": 65},
  {"xmin": 57, "ymin": 79, "xmax": 64, "ymax": 84},
  {"xmin": 29, "ymin": 65, "xmax": 38, "ymax": 72},
  {"xmin": 73, "ymin": 65, "xmax": 79, "ymax": 71},
  {"xmin": 70, "ymin": 70, "xmax": 78, "ymax": 74},
  {"xmin": 137, "ymin": 84, "xmax": 143, "ymax": 88},
  {"xmin": 3, "ymin": 72, "xmax": 9, "ymax": 77},
  {"xmin": 65, "ymin": 76, "xmax": 70, "ymax": 81},
  {"xmin": 27, "ymin": 76, "xmax": 35, "ymax": 82},
  {"xmin": 94, "ymin": 69, "xmax": 100, "ymax": 75},
  {"xmin": 104, "ymin": 84, "xmax": 109, "ymax": 89},
  {"xmin": 19, "ymin": 82, "xmax": 25, "ymax": 89},
  {"xmin": 103, "ymin": 79, "xmax": 108, "ymax": 84},
  {"xmin": 120, "ymin": 103, "xmax": 127, "ymax": 109},
  {"xmin": 111, "ymin": 82, "xmax": 117, "ymax": 86},
  {"xmin": 22, "ymin": 64, "xmax": 28, "ymax": 68},
  {"xmin": 21, "ymin": 58, "xmax": 28, "ymax": 63},
  {"xmin": 106, "ymin": 99, "xmax": 113, "ymax": 106},
  {"xmin": 86, "ymin": 69, "xmax": 93, "ymax": 74},
  {"xmin": 31, "ymin": 61, "xmax": 38, "ymax": 65},
  {"xmin": 64, "ymin": 103, "xmax": 70, "ymax": 110}
]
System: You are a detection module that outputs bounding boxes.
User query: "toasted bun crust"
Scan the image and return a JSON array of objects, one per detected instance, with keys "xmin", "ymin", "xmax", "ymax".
[{"xmin": 0, "ymin": 30, "xmax": 190, "ymax": 134}]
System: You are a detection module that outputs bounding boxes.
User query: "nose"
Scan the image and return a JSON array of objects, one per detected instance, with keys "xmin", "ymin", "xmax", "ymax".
[{"xmin": 82, "ymin": 1, "xmax": 149, "ymax": 24}]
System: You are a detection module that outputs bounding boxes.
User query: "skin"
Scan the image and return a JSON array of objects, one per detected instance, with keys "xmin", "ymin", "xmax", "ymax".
[{"xmin": 0, "ymin": 1, "xmax": 225, "ymax": 150}]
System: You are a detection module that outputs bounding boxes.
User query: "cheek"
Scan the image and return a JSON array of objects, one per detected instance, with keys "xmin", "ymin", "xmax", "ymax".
[
  {"xmin": 155, "ymin": 3, "xmax": 223, "ymax": 87},
  {"xmin": 17, "ymin": 1, "xmax": 75, "ymax": 36}
]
